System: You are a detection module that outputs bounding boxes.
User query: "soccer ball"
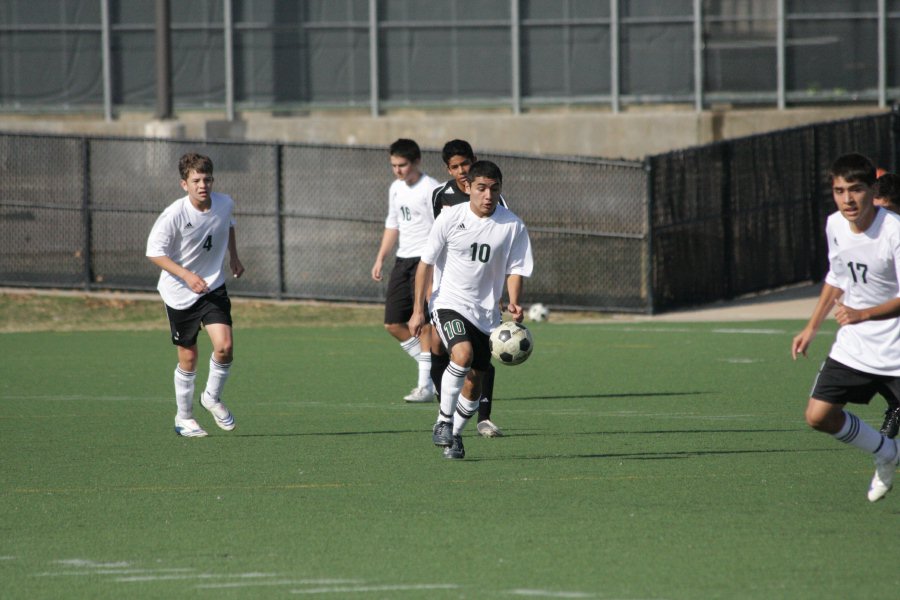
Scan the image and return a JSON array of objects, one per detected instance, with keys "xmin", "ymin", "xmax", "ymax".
[
  {"xmin": 527, "ymin": 303, "xmax": 549, "ymax": 322},
  {"xmin": 490, "ymin": 321, "xmax": 534, "ymax": 366}
]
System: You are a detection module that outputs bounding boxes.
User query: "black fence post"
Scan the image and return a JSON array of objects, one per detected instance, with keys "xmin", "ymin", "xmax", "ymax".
[
  {"xmin": 81, "ymin": 138, "xmax": 93, "ymax": 291},
  {"xmin": 721, "ymin": 143, "xmax": 734, "ymax": 300},
  {"xmin": 891, "ymin": 103, "xmax": 900, "ymax": 172},
  {"xmin": 275, "ymin": 144, "xmax": 284, "ymax": 300},
  {"xmin": 643, "ymin": 157, "xmax": 655, "ymax": 314}
]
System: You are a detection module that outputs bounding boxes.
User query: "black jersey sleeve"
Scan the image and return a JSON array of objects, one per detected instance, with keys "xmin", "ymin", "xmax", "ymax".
[{"xmin": 432, "ymin": 181, "xmax": 451, "ymax": 219}]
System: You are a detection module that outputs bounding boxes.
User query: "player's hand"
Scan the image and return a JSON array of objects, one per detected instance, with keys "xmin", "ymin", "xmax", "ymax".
[
  {"xmin": 408, "ymin": 310, "xmax": 426, "ymax": 337},
  {"xmin": 791, "ymin": 328, "xmax": 814, "ymax": 360},
  {"xmin": 231, "ymin": 258, "xmax": 245, "ymax": 279},
  {"xmin": 834, "ymin": 300, "xmax": 865, "ymax": 326},
  {"xmin": 371, "ymin": 260, "xmax": 383, "ymax": 282},
  {"xmin": 184, "ymin": 271, "xmax": 209, "ymax": 294},
  {"xmin": 507, "ymin": 303, "xmax": 524, "ymax": 323}
]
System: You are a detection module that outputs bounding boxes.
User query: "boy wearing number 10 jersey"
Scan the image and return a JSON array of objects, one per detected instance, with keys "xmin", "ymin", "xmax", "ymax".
[{"xmin": 409, "ymin": 160, "xmax": 533, "ymax": 459}]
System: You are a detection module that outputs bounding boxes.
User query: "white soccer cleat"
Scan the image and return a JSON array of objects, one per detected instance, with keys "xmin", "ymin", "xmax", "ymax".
[
  {"xmin": 867, "ymin": 440, "xmax": 900, "ymax": 502},
  {"xmin": 174, "ymin": 417, "xmax": 208, "ymax": 438},
  {"xmin": 477, "ymin": 419, "xmax": 504, "ymax": 438},
  {"xmin": 201, "ymin": 392, "xmax": 236, "ymax": 431},
  {"xmin": 404, "ymin": 386, "xmax": 435, "ymax": 403}
]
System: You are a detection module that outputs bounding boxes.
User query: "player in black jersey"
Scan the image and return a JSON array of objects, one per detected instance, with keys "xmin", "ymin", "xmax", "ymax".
[{"xmin": 430, "ymin": 140, "xmax": 508, "ymax": 438}]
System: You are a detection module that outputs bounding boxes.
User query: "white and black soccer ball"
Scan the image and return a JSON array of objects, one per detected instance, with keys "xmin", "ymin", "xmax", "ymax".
[
  {"xmin": 527, "ymin": 303, "xmax": 549, "ymax": 322},
  {"xmin": 490, "ymin": 321, "xmax": 534, "ymax": 366}
]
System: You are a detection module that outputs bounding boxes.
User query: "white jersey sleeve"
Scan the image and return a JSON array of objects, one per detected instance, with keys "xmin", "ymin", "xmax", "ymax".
[
  {"xmin": 146, "ymin": 192, "xmax": 236, "ymax": 310},
  {"xmin": 825, "ymin": 208, "xmax": 900, "ymax": 375}
]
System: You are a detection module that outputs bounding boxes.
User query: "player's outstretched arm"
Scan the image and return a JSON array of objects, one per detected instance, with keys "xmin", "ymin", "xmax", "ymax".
[
  {"xmin": 409, "ymin": 261, "xmax": 433, "ymax": 337},
  {"xmin": 506, "ymin": 274, "xmax": 524, "ymax": 323},
  {"xmin": 228, "ymin": 227, "xmax": 244, "ymax": 278},
  {"xmin": 371, "ymin": 228, "xmax": 399, "ymax": 281},
  {"xmin": 792, "ymin": 283, "xmax": 842, "ymax": 360}
]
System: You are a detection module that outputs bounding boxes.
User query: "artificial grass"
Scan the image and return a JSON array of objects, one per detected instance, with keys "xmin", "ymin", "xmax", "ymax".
[{"xmin": 2, "ymin": 321, "xmax": 898, "ymax": 599}]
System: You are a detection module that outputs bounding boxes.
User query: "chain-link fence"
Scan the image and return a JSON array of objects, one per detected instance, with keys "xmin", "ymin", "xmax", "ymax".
[
  {"xmin": 3, "ymin": 113, "xmax": 898, "ymax": 313},
  {"xmin": 648, "ymin": 112, "xmax": 898, "ymax": 312},
  {"xmin": 0, "ymin": 133, "xmax": 649, "ymax": 311}
]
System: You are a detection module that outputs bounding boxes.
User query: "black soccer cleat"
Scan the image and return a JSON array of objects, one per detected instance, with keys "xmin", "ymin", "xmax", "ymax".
[
  {"xmin": 881, "ymin": 407, "xmax": 900, "ymax": 439},
  {"xmin": 432, "ymin": 421, "xmax": 452, "ymax": 447},
  {"xmin": 442, "ymin": 435, "xmax": 465, "ymax": 460}
]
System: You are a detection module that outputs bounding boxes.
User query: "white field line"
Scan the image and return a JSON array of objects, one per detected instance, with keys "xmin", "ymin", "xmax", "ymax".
[
  {"xmin": 507, "ymin": 590, "xmax": 595, "ymax": 598},
  {"xmin": 53, "ymin": 559, "xmax": 131, "ymax": 568},
  {"xmin": 290, "ymin": 583, "xmax": 459, "ymax": 594},
  {"xmin": 197, "ymin": 579, "xmax": 361, "ymax": 589},
  {"xmin": 35, "ymin": 568, "xmax": 193, "ymax": 577},
  {"xmin": 712, "ymin": 328, "xmax": 785, "ymax": 334},
  {"xmin": 115, "ymin": 572, "xmax": 274, "ymax": 583}
]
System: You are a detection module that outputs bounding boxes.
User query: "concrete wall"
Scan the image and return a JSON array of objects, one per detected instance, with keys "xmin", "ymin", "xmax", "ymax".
[{"xmin": 0, "ymin": 106, "xmax": 887, "ymax": 160}]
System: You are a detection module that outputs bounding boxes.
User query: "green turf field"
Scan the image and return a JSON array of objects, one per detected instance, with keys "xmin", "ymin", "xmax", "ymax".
[{"xmin": 2, "ymin": 313, "xmax": 899, "ymax": 599}]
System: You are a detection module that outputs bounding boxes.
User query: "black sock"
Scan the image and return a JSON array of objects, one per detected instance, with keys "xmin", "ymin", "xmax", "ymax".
[
  {"xmin": 478, "ymin": 363, "xmax": 496, "ymax": 421},
  {"xmin": 431, "ymin": 351, "xmax": 450, "ymax": 395}
]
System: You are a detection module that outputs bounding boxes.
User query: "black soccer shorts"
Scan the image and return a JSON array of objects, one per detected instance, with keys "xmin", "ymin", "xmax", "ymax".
[
  {"xmin": 384, "ymin": 256, "xmax": 423, "ymax": 324},
  {"xmin": 810, "ymin": 356, "xmax": 900, "ymax": 405},
  {"xmin": 165, "ymin": 285, "xmax": 233, "ymax": 347},
  {"xmin": 431, "ymin": 308, "xmax": 492, "ymax": 371}
]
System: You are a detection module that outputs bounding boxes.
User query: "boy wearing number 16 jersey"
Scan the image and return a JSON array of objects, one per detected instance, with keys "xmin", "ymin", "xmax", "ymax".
[
  {"xmin": 409, "ymin": 161, "xmax": 533, "ymax": 459},
  {"xmin": 371, "ymin": 139, "xmax": 440, "ymax": 403}
]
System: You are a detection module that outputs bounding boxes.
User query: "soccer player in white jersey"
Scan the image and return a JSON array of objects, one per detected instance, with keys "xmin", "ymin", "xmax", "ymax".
[
  {"xmin": 146, "ymin": 153, "xmax": 244, "ymax": 438},
  {"xmin": 371, "ymin": 139, "xmax": 440, "ymax": 403},
  {"xmin": 430, "ymin": 139, "xmax": 509, "ymax": 438},
  {"xmin": 409, "ymin": 160, "xmax": 534, "ymax": 459},
  {"xmin": 792, "ymin": 153, "xmax": 900, "ymax": 501},
  {"xmin": 867, "ymin": 173, "xmax": 900, "ymax": 439}
]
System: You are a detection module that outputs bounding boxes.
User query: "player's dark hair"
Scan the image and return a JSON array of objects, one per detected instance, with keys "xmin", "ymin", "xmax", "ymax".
[
  {"xmin": 466, "ymin": 160, "xmax": 502, "ymax": 184},
  {"xmin": 874, "ymin": 172, "xmax": 900, "ymax": 204},
  {"xmin": 829, "ymin": 153, "xmax": 877, "ymax": 186},
  {"xmin": 441, "ymin": 139, "xmax": 475, "ymax": 165},
  {"xmin": 179, "ymin": 153, "xmax": 214, "ymax": 180},
  {"xmin": 389, "ymin": 138, "xmax": 421, "ymax": 162}
]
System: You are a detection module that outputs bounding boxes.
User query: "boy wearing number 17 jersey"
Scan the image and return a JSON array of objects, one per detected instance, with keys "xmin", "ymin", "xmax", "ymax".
[
  {"xmin": 792, "ymin": 153, "xmax": 900, "ymax": 502},
  {"xmin": 409, "ymin": 160, "xmax": 533, "ymax": 460}
]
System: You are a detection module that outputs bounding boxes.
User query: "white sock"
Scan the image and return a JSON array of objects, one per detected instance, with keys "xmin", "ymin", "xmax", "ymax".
[
  {"xmin": 439, "ymin": 361, "xmax": 469, "ymax": 423},
  {"xmin": 453, "ymin": 395, "xmax": 479, "ymax": 435},
  {"xmin": 417, "ymin": 352, "xmax": 432, "ymax": 390},
  {"xmin": 834, "ymin": 411, "xmax": 898, "ymax": 462},
  {"xmin": 400, "ymin": 336, "xmax": 421, "ymax": 359},
  {"xmin": 174, "ymin": 366, "xmax": 195, "ymax": 419},
  {"xmin": 204, "ymin": 356, "xmax": 232, "ymax": 403}
]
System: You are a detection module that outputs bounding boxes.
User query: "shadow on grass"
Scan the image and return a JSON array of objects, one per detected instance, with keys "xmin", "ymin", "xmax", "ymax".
[
  {"xmin": 477, "ymin": 446, "xmax": 840, "ymax": 462},
  {"xmin": 232, "ymin": 426, "xmax": 800, "ymax": 439},
  {"xmin": 500, "ymin": 391, "xmax": 710, "ymax": 401}
]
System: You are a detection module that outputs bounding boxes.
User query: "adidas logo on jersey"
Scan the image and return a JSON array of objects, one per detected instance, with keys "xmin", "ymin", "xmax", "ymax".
[
  {"xmin": 185, "ymin": 222, "xmax": 193, "ymax": 229},
  {"xmin": 457, "ymin": 222, "xmax": 466, "ymax": 229}
]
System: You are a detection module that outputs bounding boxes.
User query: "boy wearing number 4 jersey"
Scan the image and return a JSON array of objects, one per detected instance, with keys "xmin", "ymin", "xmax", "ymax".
[
  {"xmin": 409, "ymin": 160, "xmax": 533, "ymax": 460},
  {"xmin": 792, "ymin": 153, "xmax": 900, "ymax": 501},
  {"xmin": 146, "ymin": 153, "xmax": 244, "ymax": 438}
]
